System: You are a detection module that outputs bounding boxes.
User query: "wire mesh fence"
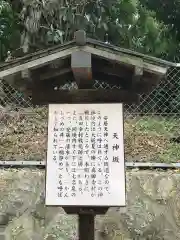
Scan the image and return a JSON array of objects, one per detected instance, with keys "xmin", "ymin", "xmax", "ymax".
[{"xmin": 0, "ymin": 66, "xmax": 180, "ymax": 163}]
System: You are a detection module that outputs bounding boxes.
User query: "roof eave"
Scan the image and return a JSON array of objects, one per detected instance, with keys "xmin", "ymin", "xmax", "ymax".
[{"xmin": 0, "ymin": 42, "xmax": 169, "ymax": 79}]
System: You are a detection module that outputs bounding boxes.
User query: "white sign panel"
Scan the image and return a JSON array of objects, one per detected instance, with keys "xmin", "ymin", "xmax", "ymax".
[{"xmin": 45, "ymin": 104, "xmax": 126, "ymax": 206}]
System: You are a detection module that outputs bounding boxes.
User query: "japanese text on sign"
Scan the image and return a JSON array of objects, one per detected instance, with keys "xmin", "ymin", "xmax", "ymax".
[{"xmin": 45, "ymin": 104, "xmax": 125, "ymax": 206}]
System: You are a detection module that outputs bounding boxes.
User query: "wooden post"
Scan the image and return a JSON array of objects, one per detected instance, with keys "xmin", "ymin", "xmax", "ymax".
[
  {"xmin": 63, "ymin": 207, "xmax": 108, "ymax": 240},
  {"xmin": 79, "ymin": 214, "xmax": 95, "ymax": 240}
]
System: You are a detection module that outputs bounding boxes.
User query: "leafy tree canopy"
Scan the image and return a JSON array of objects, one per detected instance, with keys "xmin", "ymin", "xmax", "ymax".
[
  {"xmin": 0, "ymin": 0, "xmax": 178, "ymax": 60},
  {"xmin": 140, "ymin": 0, "xmax": 180, "ymax": 60},
  {"xmin": 0, "ymin": 0, "xmax": 20, "ymax": 61}
]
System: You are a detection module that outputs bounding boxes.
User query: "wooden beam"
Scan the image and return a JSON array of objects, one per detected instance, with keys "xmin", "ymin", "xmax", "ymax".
[
  {"xmin": 92, "ymin": 72, "xmax": 159, "ymax": 94},
  {"xmin": 38, "ymin": 68, "xmax": 71, "ymax": 81},
  {"xmin": 92, "ymin": 68, "xmax": 133, "ymax": 85},
  {"xmin": 82, "ymin": 46, "xmax": 168, "ymax": 76},
  {"xmin": 132, "ymin": 66, "xmax": 143, "ymax": 90},
  {"xmin": 94, "ymin": 66, "xmax": 133, "ymax": 78},
  {"xmin": 32, "ymin": 72, "xmax": 74, "ymax": 89},
  {"xmin": 133, "ymin": 81, "xmax": 157, "ymax": 93},
  {"xmin": 0, "ymin": 44, "xmax": 167, "ymax": 81},
  {"xmin": 71, "ymin": 51, "xmax": 93, "ymax": 88},
  {"xmin": 136, "ymin": 71, "xmax": 162, "ymax": 93},
  {"xmin": 134, "ymin": 66, "xmax": 143, "ymax": 76},
  {"xmin": 21, "ymin": 69, "xmax": 30, "ymax": 79},
  {"xmin": 74, "ymin": 30, "xmax": 86, "ymax": 46},
  {"xmin": 0, "ymin": 46, "xmax": 79, "ymax": 78},
  {"xmin": 92, "ymin": 58, "xmax": 133, "ymax": 79},
  {"xmin": 32, "ymin": 89, "xmax": 139, "ymax": 105},
  {"xmin": 63, "ymin": 207, "xmax": 108, "ymax": 215}
]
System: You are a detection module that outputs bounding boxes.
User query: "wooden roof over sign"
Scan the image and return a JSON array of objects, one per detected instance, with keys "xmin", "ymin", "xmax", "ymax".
[{"xmin": 0, "ymin": 30, "xmax": 174, "ymax": 104}]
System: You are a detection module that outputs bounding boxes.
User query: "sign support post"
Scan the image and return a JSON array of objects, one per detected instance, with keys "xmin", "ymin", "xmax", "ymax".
[
  {"xmin": 63, "ymin": 207, "xmax": 109, "ymax": 240},
  {"xmin": 79, "ymin": 213, "xmax": 94, "ymax": 240}
]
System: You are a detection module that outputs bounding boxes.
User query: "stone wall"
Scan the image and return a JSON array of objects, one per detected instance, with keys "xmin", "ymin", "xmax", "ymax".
[{"xmin": 0, "ymin": 169, "xmax": 180, "ymax": 240}]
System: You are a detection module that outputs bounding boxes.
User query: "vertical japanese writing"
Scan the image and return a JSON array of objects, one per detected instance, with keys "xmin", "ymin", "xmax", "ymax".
[
  {"xmin": 112, "ymin": 133, "xmax": 120, "ymax": 163},
  {"xmin": 83, "ymin": 110, "xmax": 90, "ymax": 194},
  {"xmin": 103, "ymin": 115, "xmax": 110, "ymax": 195},
  {"xmin": 77, "ymin": 112, "xmax": 84, "ymax": 195},
  {"xmin": 52, "ymin": 111, "xmax": 58, "ymax": 164},
  {"xmin": 71, "ymin": 110, "xmax": 77, "ymax": 198},
  {"xmin": 90, "ymin": 110, "xmax": 96, "ymax": 197},
  {"xmin": 96, "ymin": 111, "xmax": 102, "ymax": 198},
  {"xmin": 57, "ymin": 110, "xmax": 64, "ymax": 198}
]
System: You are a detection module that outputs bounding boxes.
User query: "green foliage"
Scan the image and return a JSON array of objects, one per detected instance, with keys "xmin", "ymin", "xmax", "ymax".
[
  {"xmin": 0, "ymin": 0, "xmax": 20, "ymax": 61},
  {"xmin": 0, "ymin": 0, "xmax": 177, "ymax": 58},
  {"xmin": 0, "ymin": 0, "xmax": 180, "ymax": 113},
  {"xmin": 140, "ymin": 0, "xmax": 180, "ymax": 60},
  {"xmin": 17, "ymin": 0, "xmax": 172, "ymax": 57},
  {"xmin": 140, "ymin": 0, "xmax": 180, "ymax": 38}
]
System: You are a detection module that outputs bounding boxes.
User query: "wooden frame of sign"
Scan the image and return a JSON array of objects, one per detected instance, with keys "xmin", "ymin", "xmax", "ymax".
[{"xmin": 45, "ymin": 103, "xmax": 126, "ymax": 240}]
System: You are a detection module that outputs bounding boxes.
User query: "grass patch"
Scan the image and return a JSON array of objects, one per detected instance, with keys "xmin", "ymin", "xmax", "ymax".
[
  {"xmin": 0, "ymin": 108, "xmax": 179, "ymax": 163},
  {"xmin": 124, "ymin": 116, "xmax": 180, "ymax": 163}
]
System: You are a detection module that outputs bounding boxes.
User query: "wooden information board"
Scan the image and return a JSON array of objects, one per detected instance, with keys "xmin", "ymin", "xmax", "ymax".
[{"xmin": 45, "ymin": 103, "xmax": 126, "ymax": 207}]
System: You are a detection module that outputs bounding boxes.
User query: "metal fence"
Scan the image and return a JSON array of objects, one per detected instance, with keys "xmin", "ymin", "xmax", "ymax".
[{"xmin": 0, "ymin": 66, "xmax": 180, "ymax": 163}]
